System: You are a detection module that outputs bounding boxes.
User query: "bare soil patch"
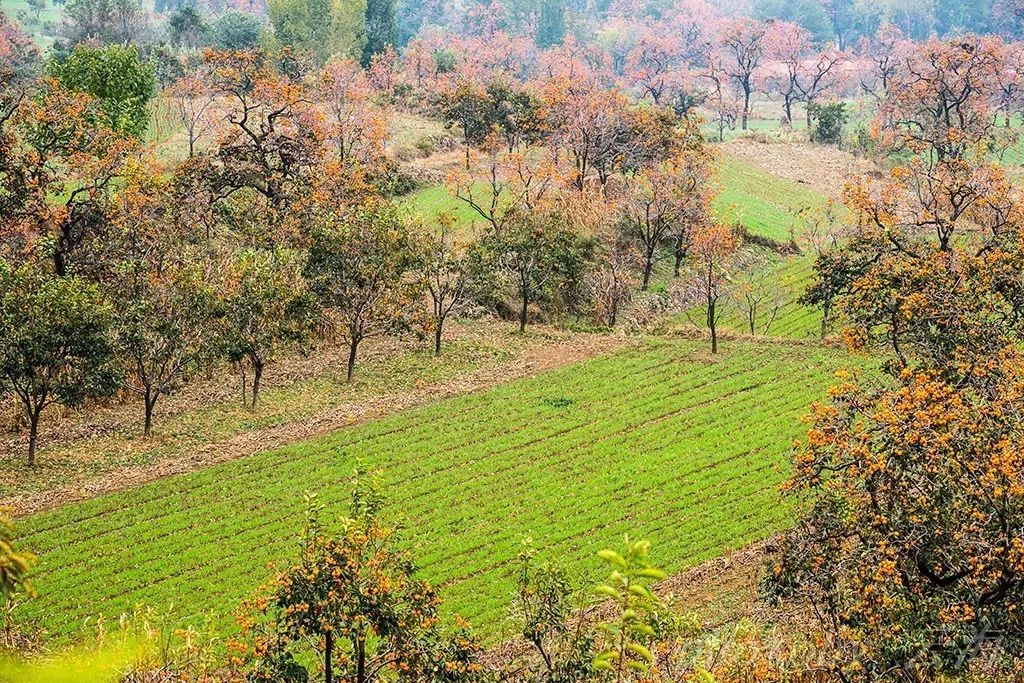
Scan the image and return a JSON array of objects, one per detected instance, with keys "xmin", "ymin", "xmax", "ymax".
[{"xmin": 723, "ymin": 137, "xmax": 874, "ymax": 198}]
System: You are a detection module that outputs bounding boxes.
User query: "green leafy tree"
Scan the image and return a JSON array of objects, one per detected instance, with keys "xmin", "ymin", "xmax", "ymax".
[
  {"xmin": 512, "ymin": 543, "xmax": 594, "ymax": 682},
  {"xmin": 474, "ymin": 213, "xmax": 594, "ymax": 333},
  {"xmin": 535, "ymin": 0, "xmax": 566, "ymax": 47},
  {"xmin": 116, "ymin": 266, "xmax": 214, "ymax": 437},
  {"xmin": 438, "ymin": 79, "xmax": 496, "ymax": 169},
  {"xmin": 808, "ymin": 101, "xmax": 848, "ymax": 144},
  {"xmin": 269, "ymin": 0, "xmax": 366, "ymax": 63},
  {"xmin": 210, "ymin": 10, "xmax": 264, "ymax": 50},
  {"xmin": 167, "ymin": 4, "xmax": 207, "ymax": 50},
  {"xmin": 592, "ymin": 539, "xmax": 667, "ymax": 682},
  {"xmin": 415, "ymin": 215, "xmax": 471, "ymax": 356},
  {"xmin": 217, "ymin": 248, "xmax": 316, "ymax": 410},
  {"xmin": 305, "ymin": 201, "xmax": 420, "ymax": 381},
  {"xmin": 753, "ymin": 0, "xmax": 833, "ymax": 41},
  {"xmin": 362, "ymin": 0, "xmax": 395, "ymax": 66},
  {"xmin": 0, "ymin": 264, "xmax": 119, "ymax": 465},
  {"xmin": 47, "ymin": 43, "xmax": 156, "ymax": 138},
  {"xmin": 59, "ymin": 0, "xmax": 149, "ymax": 52},
  {"xmin": 238, "ymin": 475, "xmax": 484, "ymax": 683}
]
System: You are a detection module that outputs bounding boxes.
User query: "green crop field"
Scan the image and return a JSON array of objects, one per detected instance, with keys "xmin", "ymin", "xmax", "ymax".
[
  {"xmin": 714, "ymin": 155, "xmax": 827, "ymax": 240},
  {"xmin": 402, "ymin": 185, "xmax": 487, "ymax": 229},
  {"xmin": 19, "ymin": 337, "xmax": 848, "ymax": 645},
  {"xmin": 702, "ymin": 253, "xmax": 822, "ymax": 341}
]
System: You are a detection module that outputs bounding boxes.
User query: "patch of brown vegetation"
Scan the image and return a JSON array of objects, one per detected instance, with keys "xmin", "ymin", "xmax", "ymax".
[{"xmin": 723, "ymin": 137, "xmax": 874, "ymax": 198}]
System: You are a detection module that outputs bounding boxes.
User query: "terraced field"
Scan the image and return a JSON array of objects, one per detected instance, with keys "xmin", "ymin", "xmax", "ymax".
[
  {"xmin": 711, "ymin": 254, "xmax": 822, "ymax": 340},
  {"xmin": 20, "ymin": 337, "xmax": 847, "ymax": 644},
  {"xmin": 714, "ymin": 155, "xmax": 827, "ymax": 240}
]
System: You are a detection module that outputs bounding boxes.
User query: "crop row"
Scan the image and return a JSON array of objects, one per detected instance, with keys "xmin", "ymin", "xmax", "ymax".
[{"xmin": 20, "ymin": 338, "xmax": 846, "ymax": 643}]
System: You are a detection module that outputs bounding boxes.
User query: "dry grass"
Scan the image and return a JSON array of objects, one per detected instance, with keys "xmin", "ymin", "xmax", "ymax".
[{"xmin": 722, "ymin": 137, "xmax": 874, "ymax": 199}]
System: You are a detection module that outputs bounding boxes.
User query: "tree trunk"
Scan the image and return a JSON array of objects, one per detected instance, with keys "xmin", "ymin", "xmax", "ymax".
[
  {"xmin": 143, "ymin": 389, "xmax": 158, "ymax": 438},
  {"xmin": 673, "ymin": 240, "xmax": 685, "ymax": 277},
  {"xmin": 27, "ymin": 406, "xmax": 41, "ymax": 467},
  {"xmin": 519, "ymin": 294, "xmax": 528, "ymax": 333},
  {"xmin": 642, "ymin": 253, "xmax": 654, "ymax": 290},
  {"xmin": 251, "ymin": 360, "xmax": 263, "ymax": 410},
  {"xmin": 709, "ymin": 299, "xmax": 718, "ymax": 354},
  {"xmin": 609, "ymin": 300, "xmax": 617, "ymax": 327},
  {"xmin": 434, "ymin": 320, "xmax": 444, "ymax": 356},
  {"xmin": 347, "ymin": 338, "xmax": 360, "ymax": 382},
  {"xmin": 239, "ymin": 363, "xmax": 248, "ymax": 408},
  {"xmin": 325, "ymin": 630, "xmax": 333, "ymax": 683},
  {"xmin": 742, "ymin": 85, "xmax": 751, "ymax": 130},
  {"xmin": 356, "ymin": 638, "xmax": 366, "ymax": 683}
]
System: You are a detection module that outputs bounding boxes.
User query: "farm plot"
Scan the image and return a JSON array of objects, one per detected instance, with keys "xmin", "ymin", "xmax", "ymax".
[
  {"xmin": 714, "ymin": 155, "xmax": 827, "ymax": 241},
  {"xmin": 19, "ymin": 338, "xmax": 847, "ymax": 644},
  {"xmin": 686, "ymin": 253, "xmax": 823, "ymax": 341}
]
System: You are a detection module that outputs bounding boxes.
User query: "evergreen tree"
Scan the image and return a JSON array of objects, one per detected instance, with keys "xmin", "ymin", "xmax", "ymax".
[
  {"xmin": 362, "ymin": 0, "xmax": 395, "ymax": 66},
  {"xmin": 536, "ymin": 0, "xmax": 565, "ymax": 47}
]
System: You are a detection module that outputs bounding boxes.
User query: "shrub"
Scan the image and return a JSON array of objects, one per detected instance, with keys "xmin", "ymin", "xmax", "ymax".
[{"xmin": 808, "ymin": 101, "xmax": 847, "ymax": 145}]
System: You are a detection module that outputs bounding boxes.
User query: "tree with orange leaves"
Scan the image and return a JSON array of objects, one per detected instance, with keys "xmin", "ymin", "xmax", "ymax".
[
  {"xmin": 319, "ymin": 57, "xmax": 389, "ymax": 167},
  {"xmin": 769, "ymin": 36, "xmax": 1024, "ymax": 680},
  {"xmin": 201, "ymin": 49, "xmax": 325, "ymax": 221},
  {"xmin": 236, "ymin": 475, "xmax": 484, "ymax": 683},
  {"xmin": 103, "ymin": 161, "xmax": 218, "ymax": 437},
  {"xmin": 0, "ymin": 79, "xmax": 135, "ymax": 277},
  {"xmin": 545, "ymin": 83, "xmax": 677, "ymax": 192}
]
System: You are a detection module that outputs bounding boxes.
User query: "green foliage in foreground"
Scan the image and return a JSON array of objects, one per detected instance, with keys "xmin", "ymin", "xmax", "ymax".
[
  {"xmin": 713, "ymin": 156, "xmax": 826, "ymax": 241},
  {"xmin": 18, "ymin": 338, "xmax": 848, "ymax": 644}
]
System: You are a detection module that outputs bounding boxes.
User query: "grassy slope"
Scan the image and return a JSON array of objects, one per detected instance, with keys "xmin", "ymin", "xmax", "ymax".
[
  {"xmin": 1, "ymin": 0, "xmax": 60, "ymax": 49},
  {"xmin": 402, "ymin": 184, "xmax": 489, "ymax": 230},
  {"xmin": 401, "ymin": 152, "xmax": 827, "ymax": 242},
  {"xmin": 20, "ymin": 337, "xmax": 847, "ymax": 643},
  {"xmin": 1, "ymin": 325, "xmax": 527, "ymax": 499},
  {"xmin": 708, "ymin": 253, "xmax": 821, "ymax": 341},
  {"xmin": 713, "ymin": 155, "xmax": 827, "ymax": 241}
]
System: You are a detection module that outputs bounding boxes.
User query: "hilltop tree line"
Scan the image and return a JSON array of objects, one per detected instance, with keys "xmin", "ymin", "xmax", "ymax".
[{"xmin": 20, "ymin": 0, "xmax": 1024, "ymax": 143}]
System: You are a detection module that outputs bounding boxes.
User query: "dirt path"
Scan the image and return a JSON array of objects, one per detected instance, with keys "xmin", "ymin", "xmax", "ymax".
[{"xmin": 3, "ymin": 331, "xmax": 631, "ymax": 518}]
